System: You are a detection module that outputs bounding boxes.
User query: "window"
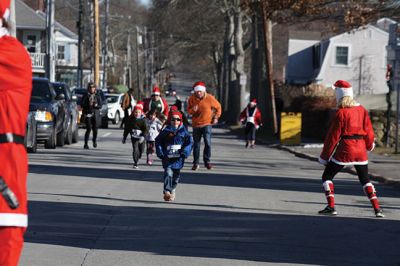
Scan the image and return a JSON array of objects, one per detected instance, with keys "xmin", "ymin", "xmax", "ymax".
[
  {"xmin": 335, "ymin": 46, "xmax": 349, "ymax": 65},
  {"xmin": 26, "ymin": 35, "xmax": 36, "ymax": 53},
  {"xmin": 57, "ymin": 45, "xmax": 65, "ymax": 60}
]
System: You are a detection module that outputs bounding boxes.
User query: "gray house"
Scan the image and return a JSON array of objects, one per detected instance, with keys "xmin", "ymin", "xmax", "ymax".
[
  {"xmin": 15, "ymin": 0, "xmax": 81, "ymax": 86},
  {"xmin": 286, "ymin": 24, "xmax": 391, "ymax": 95}
]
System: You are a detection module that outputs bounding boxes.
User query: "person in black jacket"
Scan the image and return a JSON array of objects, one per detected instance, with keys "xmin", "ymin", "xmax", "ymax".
[{"xmin": 81, "ymin": 82, "xmax": 103, "ymax": 149}]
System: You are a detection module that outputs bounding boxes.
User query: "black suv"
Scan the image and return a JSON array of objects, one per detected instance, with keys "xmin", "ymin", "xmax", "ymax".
[
  {"xmin": 73, "ymin": 88, "xmax": 108, "ymax": 128},
  {"xmin": 52, "ymin": 82, "xmax": 79, "ymax": 144},
  {"xmin": 30, "ymin": 77, "xmax": 67, "ymax": 148}
]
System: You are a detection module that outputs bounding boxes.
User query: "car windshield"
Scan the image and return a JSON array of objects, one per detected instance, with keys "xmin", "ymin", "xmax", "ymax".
[
  {"xmin": 52, "ymin": 84, "xmax": 70, "ymax": 100},
  {"xmin": 107, "ymin": 96, "xmax": 119, "ymax": 103},
  {"xmin": 32, "ymin": 81, "xmax": 53, "ymax": 102}
]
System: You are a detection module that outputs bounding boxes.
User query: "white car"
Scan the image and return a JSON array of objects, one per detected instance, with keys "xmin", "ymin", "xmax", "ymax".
[{"xmin": 106, "ymin": 93, "xmax": 126, "ymax": 124}]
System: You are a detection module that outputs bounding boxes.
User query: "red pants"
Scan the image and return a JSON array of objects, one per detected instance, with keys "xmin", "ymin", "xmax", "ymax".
[{"xmin": 0, "ymin": 227, "xmax": 25, "ymax": 266}]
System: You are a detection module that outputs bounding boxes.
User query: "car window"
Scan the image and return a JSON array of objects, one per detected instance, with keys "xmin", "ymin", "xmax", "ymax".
[
  {"xmin": 32, "ymin": 81, "xmax": 54, "ymax": 102},
  {"xmin": 107, "ymin": 96, "xmax": 119, "ymax": 103},
  {"xmin": 53, "ymin": 84, "xmax": 71, "ymax": 100}
]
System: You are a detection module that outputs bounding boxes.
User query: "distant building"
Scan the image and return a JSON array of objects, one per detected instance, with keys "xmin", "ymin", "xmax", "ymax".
[{"xmin": 286, "ymin": 22, "xmax": 395, "ymax": 95}]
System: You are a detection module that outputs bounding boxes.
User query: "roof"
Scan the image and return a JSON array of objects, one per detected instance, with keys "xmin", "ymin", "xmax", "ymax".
[{"xmin": 15, "ymin": 0, "xmax": 45, "ymax": 30}]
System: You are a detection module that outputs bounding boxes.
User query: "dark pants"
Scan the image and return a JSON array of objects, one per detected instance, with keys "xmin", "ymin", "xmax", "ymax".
[
  {"xmin": 245, "ymin": 123, "xmax": 256, "ymax": 141},
  {"xmin": 163, "ymin": 167, "xmax": 181, "ymax": 193},
  {"xmin": 84, "ymin": 116, "xmax": 98, "ymax": 144},
  {"xmin": 147, "ymin": 141, "xmax": 155, "ymax": 155},
  {"xmin": 120, "ymin": 109, "xmax": 130, "ymax": 128},
  {"xmin": 131, "ymin": 138, "xmax": 145, "ymax": 164},
  {"xmin": 192, "ymin": 125, "xmax": 212, "ymax": 165},
  {"xmin": 322, "ymin": 161, "xmax": 370, "ymax": 185}
]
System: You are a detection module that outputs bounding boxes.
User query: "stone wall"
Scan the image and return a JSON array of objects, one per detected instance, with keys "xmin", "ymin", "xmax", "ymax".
[{"xmin": 370, "ymin": 110, "xmax": 400, "ymax": 147}]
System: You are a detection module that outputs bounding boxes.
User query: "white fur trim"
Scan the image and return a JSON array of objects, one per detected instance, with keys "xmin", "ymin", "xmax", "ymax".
[
  {"xmin": 318, "ymin": 157, "xmax": 328, "ymax": 165},
  {"xmin": 0, "ymin": 26, "xmax": 8, "ymax": 38},
  {"xmin": 152, "ymin": 92, "xmax": 160, "ymax": 96},
  {"xmin": 368, "ymin": 142, "xmax": 375, "ymax": 152},
  {"xmin": 0, "ymin": 213, "xmax": 28, "ymax": 227},
  {"xmin": 363, "ymin": 182, "xmax": 374, "ymax": 189},
  {"xmin": 322, "ymin": 180, "xmax": 333, "ymax": 191},
  {"xmin": 3, "ymin": 8, "xmax": 10, "ymax": 21},
  {"xmin": 194, "ymin": 85, "xmax": 206, "ymax": 92},
  {"xmin": 331, "ymin": 158, "xmax": 368, "ymax": 165},
  {"xmin": 335, "ymin": 87, "xmax": 353, "ymax": 102}
]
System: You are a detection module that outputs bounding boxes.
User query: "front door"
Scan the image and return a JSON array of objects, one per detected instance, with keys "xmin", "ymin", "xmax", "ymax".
[{"xmin": 22, "ymin": 30, "xmax": 41, "ymax": 53}]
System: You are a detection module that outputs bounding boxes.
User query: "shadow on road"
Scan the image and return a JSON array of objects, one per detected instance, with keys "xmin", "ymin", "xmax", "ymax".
[{"xmin": 25, "ymin": 200, "xmax": 400, "ymax": 265}]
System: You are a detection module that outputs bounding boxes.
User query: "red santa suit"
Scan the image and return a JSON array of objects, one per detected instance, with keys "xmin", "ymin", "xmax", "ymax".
[
  {"xmin": 143, "ymin": 87, "xmax": 169, "ymax": 117},
  {"xmin": 239, "ymin": 101, "xmax": 262, "ymax": 129},
  {"xmin": 319, "ymin": 101, "xmax": 374, "ymax": 165},
  {"xmin": 0, "ymin": 1, "xmax": 33, "ymax": 264}
]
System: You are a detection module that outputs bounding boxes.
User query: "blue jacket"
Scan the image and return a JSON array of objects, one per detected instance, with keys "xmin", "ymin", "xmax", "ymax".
[{"xmin": 155, "ymin": 125, "xmax": 193, "ymax": 169}]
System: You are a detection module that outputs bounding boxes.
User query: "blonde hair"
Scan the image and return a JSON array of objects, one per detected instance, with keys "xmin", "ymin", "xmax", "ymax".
[{"xmin": 337, "ymin": 96, "xmax": 358, "ymax": 108}]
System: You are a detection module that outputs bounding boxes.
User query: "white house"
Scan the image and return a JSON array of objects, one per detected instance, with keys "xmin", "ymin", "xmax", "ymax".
[{"xmin": 286, "ymin": 23, "xmax": 393, "ymax": 95}]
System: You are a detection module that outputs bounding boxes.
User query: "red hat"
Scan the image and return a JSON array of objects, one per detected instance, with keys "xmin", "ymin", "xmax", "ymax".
[
  {"xmin": 170, "ymin": 111, "xmax": 183, "ymax": 126},
  {"xmin": 0, "ymin": 0, "xmax": 10, "ymax": 20},
  {"xmin": 136, "ymin": 101, "xmax": 144, "ymax": 109},
  {"xmin": 251, "ymin": 99, "xmax": 257, "ymax": 104},
  {"xmin": 332, "ymin": 80, "xmax": 353, "ymax": 102},
  {"xmin": 133, "ymin": 104, "xmax": 143, "ymax": 112},
  {"xmin": 193, "ymin": 81, "xmax": 206, "ymax": 92},
  {"xmin": 170, "ymin": 105, "xmax": 178, "ymax": 111},
  {"xmin": 152, "ymin": 87, "xmax": 161, "ymax": 96}
]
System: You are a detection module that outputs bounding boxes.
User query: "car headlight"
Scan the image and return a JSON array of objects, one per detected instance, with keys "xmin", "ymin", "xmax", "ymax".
[{"xmin": 35, "ymin": 111, "xmax": 53, "ymax": 122}]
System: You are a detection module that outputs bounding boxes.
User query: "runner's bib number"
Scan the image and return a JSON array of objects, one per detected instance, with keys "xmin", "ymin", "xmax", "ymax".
[
  {"xmin": 130, "ymin": 129, "xmax": 142, "ymax": 138},
  {"xmin": 167, "ymin": 144, "xmax": 182, "ymax": 158}
]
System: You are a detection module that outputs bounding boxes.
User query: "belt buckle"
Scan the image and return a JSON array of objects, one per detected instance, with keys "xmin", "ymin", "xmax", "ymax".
[{"xmin": 5, "ymin": 133, "xmax": 13, "ymax": 143}]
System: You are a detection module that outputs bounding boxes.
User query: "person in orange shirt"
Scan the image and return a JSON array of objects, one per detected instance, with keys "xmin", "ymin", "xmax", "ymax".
[{"xmin": 187, "ymin": 81, "xmax": 221, "ymax": 170}]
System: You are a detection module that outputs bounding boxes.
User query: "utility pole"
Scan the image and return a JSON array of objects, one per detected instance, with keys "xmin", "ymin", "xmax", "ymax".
[
  {"xmin": 9, "ymin": 0, "xmax": 16, "ymax": 37},
  {"xmin": 77, "ymin": 0, "xmax": 83, "ymax": 88},
  {"xmin": 136, "ymin": 26, "xmax": 141, "ymax": 99},
  {"xmin": 93, "ymin": 0, "xmax": 100, "ymax": 86},
  {"xmin": 126, "ymin": 32, "xmax": 132, "ymax": 88},
  {"xmin": 46, "ymin": 0, "xmax": 55, "ymax": 82},
  {"xmin": 102, "ymin": 0, "xmax": 109, "ymax": 89}
]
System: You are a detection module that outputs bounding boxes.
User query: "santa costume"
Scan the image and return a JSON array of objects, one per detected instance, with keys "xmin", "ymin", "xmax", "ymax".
[
  {"xmin": 0, "ymin": 0, "xmax": 33, "ymax": 265},
  {"xmin": 318, "ymin": 80, "xmax": 384, "ymax": 218},
  {"xmin": 143, "ymin": 87, "xmax": 169, "ymax": 118},
  {"xmin": 239, "ymin": 99, "xmax": 262, "ymax": 148}
]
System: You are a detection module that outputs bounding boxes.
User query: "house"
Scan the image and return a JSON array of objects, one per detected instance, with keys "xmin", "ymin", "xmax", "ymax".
[
  {"xmin": 286, "ymin": 23, "xmax": 393, "ymax": 95},
  {"xmin": 15, "ymin": 0, "xmax": 82, "ymax": 87}
]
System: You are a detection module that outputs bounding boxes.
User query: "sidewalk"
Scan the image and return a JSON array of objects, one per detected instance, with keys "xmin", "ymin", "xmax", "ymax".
[{"xmin": 273, "ymin": 143, "xmax": 400, "ymax": 190}]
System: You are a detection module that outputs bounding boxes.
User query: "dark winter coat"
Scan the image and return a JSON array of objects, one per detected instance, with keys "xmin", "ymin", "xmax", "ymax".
[
  {"xmin": 123, "ymin": 115, "xmax": 148, "ymax": 140},
  {"xmin": 155, "ymin": 125, "xmax": 193, "ymax": 169}
]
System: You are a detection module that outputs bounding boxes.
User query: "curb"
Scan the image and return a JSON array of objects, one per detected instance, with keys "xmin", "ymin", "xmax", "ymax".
[{"xmin": 272, "ymin": 144, "xmax": 400, "ymax": 190}]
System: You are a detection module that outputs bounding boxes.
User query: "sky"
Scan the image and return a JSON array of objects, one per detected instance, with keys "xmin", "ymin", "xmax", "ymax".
[{"xmin": 139, "ymin": 0, "xmax": 151, "ymax": 6}]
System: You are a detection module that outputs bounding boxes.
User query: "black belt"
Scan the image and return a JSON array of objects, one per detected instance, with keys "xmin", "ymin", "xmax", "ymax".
[
  {"xmin": 0, "ymin": 133, "xmax": 25, "ymax": 144},
  {"xmin": 342, "ymin": 135, "xmax": 364, "ymax": 139}
]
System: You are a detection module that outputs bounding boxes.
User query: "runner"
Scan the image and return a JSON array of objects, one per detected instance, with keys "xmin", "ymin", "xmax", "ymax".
[{"xmin": 239, "ymin": 99, "xmax": 263, "ymax": 148}]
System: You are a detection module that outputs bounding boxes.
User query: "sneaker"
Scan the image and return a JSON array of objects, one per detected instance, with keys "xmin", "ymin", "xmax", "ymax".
[
  {"xmin": 163, "ymin": 191, "xmax": 172, "ymax": 201},
  {"xmin": 84, "ymin": 144, "xmax": 89, "ymax": 149},
  {"xmin": 318, "ymin": 206, "xmax": 337, "ymax": 216},
  {"xmin": 205, "ymin": 163, "xmax": 213, "ymax": 170},
  {"xmin": 133, "ymin": 164, "xmax": 139, "ymax": 169},
  {"xmin": 170, "ymin": 190, "xmax": 176, "ymax": 201},
  {"xmin": 250, "ymin": 144, "xmax": 255, "ymax": 149},
  {"xmin": 147, "ymin": 159, "xmax": 153, "ymax": 165},
  {"xmin": 375, "ymin": 209, "xmax": 385, "ymax": 218},
  {"xmin": 192, "ymin": 164, "xmax": 199, "ymax": 171},
  {"xmin": 93, "ymin": 141, "xmax": 97, "ymax": 148},
  {"xmin": 245, "ymin": 142, "xmax": 249, "ymax": 148}
]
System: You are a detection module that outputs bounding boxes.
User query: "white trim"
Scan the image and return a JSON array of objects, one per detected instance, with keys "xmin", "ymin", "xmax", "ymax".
[
  {"xmin": 363, "ymin": 182, "xmax": 374, "ymax": 189},
  {"xmin": 368, "ymin": 142, "xmax": 375, "ymax": 152},
  {"xmin": 322, "ymin": 180, "xmax": 333, "ymax": 191},
  {"xmin": 0, "ymin": 213, "xmax": 28, "ymax": 227},
  {"xmin": 194, "ymin": 85, "xmax": 206, "ymax": 92},
  {"xmin": 331, "ymin": 158, "xmax": 368, "ymax": 165},
  {"xmin": 318, "ymin": 157, "xmax": 328, "ymax": 165}
]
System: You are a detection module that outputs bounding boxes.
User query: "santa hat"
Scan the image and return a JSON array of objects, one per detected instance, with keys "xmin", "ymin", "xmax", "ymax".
[
  {"xmin": 170, "ymin": 111, "xmax": 183, "ymax": 125},
  {"xmin": 152, "ymin": 87, "xmax": 161, "ymax": 96},
  {"xmin": 251, "ymin": 99, "xmax": 257, "ymax": 104},
  {"xmin": 332, "ymin": 80, "xmax": 353, "ymax": 102},
  {"xmin": 0, "ymin": 0, "xmax": 10, "ymax": 21},
  {"xmin": 136, "ymin": 101, "xmax": 144, "ymax": 109},
  {"xmin": 170, "ymin": 105, "xmax": 178, "ymax": 112},
  {"xmin": 193, "ymin": 81, "xmax": 206, "ymax": 92},
  {"xmin": 133, "ymin": 104, "xmax": 143, "ymax": 112}
]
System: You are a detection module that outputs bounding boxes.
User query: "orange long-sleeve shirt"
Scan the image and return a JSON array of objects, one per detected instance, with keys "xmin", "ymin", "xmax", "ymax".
[{"xmin": 187, "ymin": 93, "xmax": 222, "ymax": 128}]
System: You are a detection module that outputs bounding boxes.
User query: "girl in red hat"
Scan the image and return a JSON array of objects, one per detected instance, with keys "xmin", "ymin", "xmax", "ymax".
[
  {"xmin": 122, "ymin": 104, "xmax": 148, "ymax": 169},
  {"xmin": 239, "ymin": 99, "xmax": 263, "ymax": 148},
  {"xmin": 0, "ymin": 1, "xmax": 32, "ymax": 264},
  {"xmin": 155, "ymin": 111, "xmax": 193, "ymax": 201},
  {"xmin": 318, "ymin": 80, "xmax": 384, "ymax": 218}
]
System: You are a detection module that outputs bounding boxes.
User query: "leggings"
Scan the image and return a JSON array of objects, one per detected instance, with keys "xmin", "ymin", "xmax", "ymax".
[{"xmin": 322, "ymin": 161, "xmax": 370, "ymax": 185}]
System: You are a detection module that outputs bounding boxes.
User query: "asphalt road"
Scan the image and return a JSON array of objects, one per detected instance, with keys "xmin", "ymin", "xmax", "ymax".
[{"xmin": 21, "ymin": 124, "xmax": 400, "ymax": 266}]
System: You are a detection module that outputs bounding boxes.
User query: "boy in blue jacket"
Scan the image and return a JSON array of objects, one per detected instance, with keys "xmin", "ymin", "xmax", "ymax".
[{"xmin": 156, "ymin": 110, "xmax": 193, "ymax": 201}]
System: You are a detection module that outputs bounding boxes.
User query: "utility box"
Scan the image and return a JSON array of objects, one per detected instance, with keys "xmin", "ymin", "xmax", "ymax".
[{"xmin": 280, "ymin": 112, "xmax": 302, "ymax": 145}]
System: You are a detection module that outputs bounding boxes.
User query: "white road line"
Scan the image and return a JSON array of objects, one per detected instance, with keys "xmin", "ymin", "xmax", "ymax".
[{"xmin": 102, "ymin": 133, "xmax": 112, "ymax": 138}]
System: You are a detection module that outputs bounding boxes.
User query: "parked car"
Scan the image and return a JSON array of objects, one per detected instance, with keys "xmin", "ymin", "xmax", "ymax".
[
  {"xmin": 73, "ymin": 88, "xmax": 108, "ymax": 128},
  {"xmin": 30, "ymin": 77, "xmax": 67, "ymax": 149},
  {"xmin": 25, "ymin": 111, "xmax": 37, "ymax": 153},
  {"xmin": 106, "ymin": 93, "xmax": 125, "ymax": 124},
  {"xmin": 52, "ymin": 82, "xmax": 79, "ymax": 144}
]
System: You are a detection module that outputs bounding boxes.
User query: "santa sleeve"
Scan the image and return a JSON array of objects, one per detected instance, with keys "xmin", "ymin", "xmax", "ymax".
[
  {"xmin": 255, "ymin": 109, "xmax": 262, "ymax": 125},
  {"xmin": 239, "ymin": 108, "xmax": 247, "ymax": 122},
  {"xmin": 162, "ymin": 98, "xmax": 169, "ymax": 116},
  {"xmin": 319, "ymin": 110, "xmax": 343, "ymax": 164},
  {"xmin": 363, "ymin": 108, "xmax": 375, "ymax": 151}
]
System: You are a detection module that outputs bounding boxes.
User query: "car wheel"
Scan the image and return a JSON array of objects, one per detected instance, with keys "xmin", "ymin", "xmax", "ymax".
[
  {"xmin": 65, "ymin": 121, "xmax": 73, "ymax": 145},
  {"xmin": 72, "ymin": 126, "xmax": 79, "ymax": 143},
  {"xmin": 27, "ymin": 136, "xmax": 37, "ymax": 153},
  {"xmin": 45, "ymin": 127, "xmax": 56, "ymax": 149},
  {"xmin": 113, "ymin": 111, "xmax": 120, "ymax": 125},
  {"xmin": 56, "ymin": 128, "xmax": 65, "ymax": 147}
]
